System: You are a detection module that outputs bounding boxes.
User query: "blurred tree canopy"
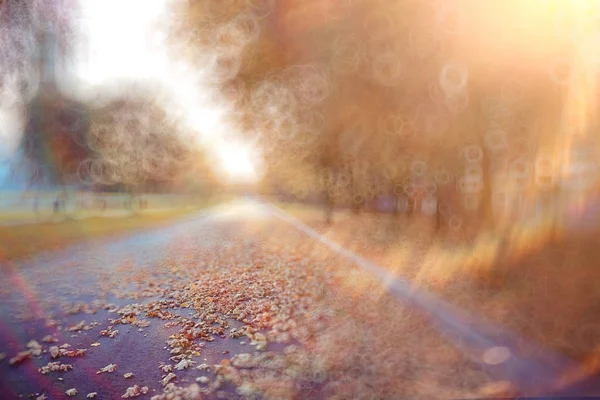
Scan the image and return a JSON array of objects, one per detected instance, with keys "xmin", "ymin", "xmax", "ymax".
[
  {"xmin": 1, "ymin": 0, "xmax": 218, "ymax": 197},
  {"xmin": 2, "ymin": 0, "xmax": 87, "ymax": 192},
  {"xmin": 84, "ymin": 86, "xmax": 215, "ymax": 195},
  {"xmin": 167, "ymin": 0, "xmax": 600, "ymax": 231}
]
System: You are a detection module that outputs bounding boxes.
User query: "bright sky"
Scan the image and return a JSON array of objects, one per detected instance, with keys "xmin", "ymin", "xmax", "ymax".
[{"xmin": 75, "ymin": 0, "xmax": 259, "ymax": 183}]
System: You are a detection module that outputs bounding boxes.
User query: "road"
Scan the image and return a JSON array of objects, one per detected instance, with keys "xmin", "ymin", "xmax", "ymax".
[{"xmin": 0, "ymin": 199, "xmax": 593, "ymax": 399}]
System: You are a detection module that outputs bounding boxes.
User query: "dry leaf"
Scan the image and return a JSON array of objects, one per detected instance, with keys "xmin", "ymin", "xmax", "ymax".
[
  {"xmin": 45, "ymin": 320, "xmax": 58, "ymax": 328},
  {"xmin": 39, "ymin": 362, "xmax": 73, "ymax": 374},
  {"xmin": 9, "ymin": 350, "xmax": 32, "ymax": 365},
  {"xmin": 90, "ymin": 343, "xmax": 101, "ymax": 347},
  {"xmin": 41, "ymin": 335, "xmax": 58, "ymax": 343},
  {"xmin": 87, "ymin": 393, "xmax": 98, "ymax": 399},
  {"xmin": 64, "ymin": 349, "xmax": 87, "ymax": 357},
  {"xmin": 121, "ymin": 384, "xmax": 147, "ymax": 398},
  {"xmin": 66, "ymin": 388, "xmax": 78, "ymax": 396},
  {"xmin": 97, "ymin": 364, "xmax": 117, "ymax": 374},
  {"xmin": 124, "ymin": 372, "xmax": 134, "ymax": 378},
  {"xmin": 174, "ymin": 359, "xmax": 195, "ymax": 370},
  {"xmin": 100, "ymin": 328, "xmax": 119, "ymax": 338},
  {"xmin": 67, "ymin": 321, "xmax": 86, "ymax": 332},
  {"xmin": 159, "ymin": 364, "xmax": 173, "ymax": 373},
  {"xmin": 26, "ymin": 341, "xmax": 42, "ymax": 357},
  {"xmin": 49, "ymin": 346, "xmax": 60, "ymax": 359},
  {"xmin": 196, "ymin": 363, "xmax": 210, "ymax": 371},
  {"xmin": 250, "ymin": 332, "xmax": 268, "ymax": 351},
  {"xmin": 27, "ymin": 340, "xmax": 41, "ymax": 349},
  {"xmin": 132, "ymin": 319, "xmax": 151, "ymax": 328},
  {"xmin": 162, "ymin": 372, "xmax": 176, "ymax": 386}
]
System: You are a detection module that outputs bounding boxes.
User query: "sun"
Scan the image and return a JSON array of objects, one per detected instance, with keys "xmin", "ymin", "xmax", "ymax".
[
  {"xmin": 213, "ymin": 139, "xmax": 261, "ymax": 183},
  {"xmin": 75, "ymin": 0, "xmax": 259, "ymax": 184}
]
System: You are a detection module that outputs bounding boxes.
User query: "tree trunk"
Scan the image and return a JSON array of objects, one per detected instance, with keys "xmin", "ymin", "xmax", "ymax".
[
  {"xmin": 324, "ymin": 189, "xmax": 334, "ymax": 225},
  {"xmin": 61, "ymin": 186, "xmax": 73, "ymax": 220},
  {"xmin": 33, "ymin": 195, "xmax": 40, "ymax": 219},
  {"xmin": 435, "ymin": 198, "xmax": 442, "ymax": 232},
  {"xmin": 126, "ymin": 185, "xmax": 138, "ymax": 215},
  {"xmin": 407, "ymin": 198, "xmax": 415, "ymax": 219},
  {"xmin": 480, "ymin": 149, "xmax": 494, "ymax": 231},
  {"xmin": 549, "ymin": 187, "xmax": 560, "ymax": 244},
  {"xmin": 351, "ymin": 199, "xmax": 361, "ymax": 214}
]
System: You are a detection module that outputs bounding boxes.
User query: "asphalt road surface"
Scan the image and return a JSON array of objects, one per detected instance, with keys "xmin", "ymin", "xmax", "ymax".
[{"xmin": 0, "ymin": 199, "xmax": 594, "ymax": 399}]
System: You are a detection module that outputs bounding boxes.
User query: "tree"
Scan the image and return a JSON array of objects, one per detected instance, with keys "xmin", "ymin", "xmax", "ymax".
[
  {"xmin": 0, "ymin": 0, "xmax": 82, "ymax": 108},
  {"xmin": 2, "ymin": 0, "xmax": 87, "ymax": 212},
  {"xmin": 168, "ymin": 0, "xmax": 594, "ymax": 236},
  {"xmin": 84, "ymin": 86, "xmax": 210, "ymax": 211}
]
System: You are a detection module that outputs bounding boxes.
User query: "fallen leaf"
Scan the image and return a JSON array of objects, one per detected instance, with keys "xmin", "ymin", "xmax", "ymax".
[
  {"xmin": 39, "ymin": 362, "xmax": 73, "ymax": 374},
  {"xmin": 49, "ymin": 346, "xmax": 60, "ymax": 359},
  {"xmin": 132, "ymin": 319, "xmax": 151, "ymax": 328},
  {"xmin": 26, "ymin": 341, "xmax": 43, "ymax": 357},
  {"xmin": 162, "ymin": 372, "xmax": 176, "ymax": 386},
  {"xmin": 45, "ymin": 319, "xmax": 58, "ymax": 328},
  {"xmin": 64, "ymin": 349, "xmax": 87, "ymax": 357},
  {"xmin": 159, "ymin": 364, "xmax": 173, "ymax": 373},
  {"xmin": 86, "ymin": 393, "xmax": 97, "ymax": 399},
  {"xmin": 122, "ymin": 385, "xmax": 144, "ymax": 398},
  {"xmin": 196, "ymin": 363, "xmax": 210, "ymax": 371},
  {"xmin": 97, "ymin": 364, "xmax": 117, "ymax": 374},
  {"xmin": 27, "ymin": 340, "xmax": 41, "ymax": 349},
  {"xmin": 124, "ymin": 372, "xmax": 134, "ymax": 378},
  {"xmin": 66, "ymin": 388, "xmax": 78, "ymax": 396},
  {"xmin": 174, "ymin": 359, "xmax": 195, "ymax": 370},
  {"xmin": 9, "ymin": 350, "xmax": 31, "ymax": 365},
  {"xmin": 67, "ymin": 321, "xmax": 87, "ymax": 332},
  {"xmin": 41, "ymin": 335, "xmax": 58, "ymax": 343}
]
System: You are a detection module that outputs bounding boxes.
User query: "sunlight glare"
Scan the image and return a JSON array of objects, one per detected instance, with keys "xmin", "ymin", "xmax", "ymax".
[{"xmin": 76, "ymin": 0, "xmax": 259, "ymax": 183}]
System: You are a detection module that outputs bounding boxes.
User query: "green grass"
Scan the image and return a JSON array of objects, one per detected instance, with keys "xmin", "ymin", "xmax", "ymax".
[
  {"xmin": 0, "ymin": 211, "xmax": 45, "ymax": 224},
  {"xmin": 0, "ymin": 208, "xmax": 116, "ymax": 224},
  {"xmin": 0, "ymin": 198, "xmax": 224, "ymax": 262}
]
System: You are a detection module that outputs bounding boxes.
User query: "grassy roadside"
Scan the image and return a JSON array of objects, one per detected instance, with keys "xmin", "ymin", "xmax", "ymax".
[
  {"xmin": 273, "ymin": 200, "xmax": 600, "ymax": 391},
  {"xmin": 0, "ymin": 197, "xmax": 227, "ymax": 262},
  {"xmin": 0, "ymin": 209, "xmax": 110, "ymax": 224}
]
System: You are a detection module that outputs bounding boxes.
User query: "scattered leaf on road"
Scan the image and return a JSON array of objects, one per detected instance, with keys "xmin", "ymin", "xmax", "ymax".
[
  {"xmin": 9, "ymin": 350, "xmax": 32, "ymax": 365},
  {"xmin": 122, "ymin": 385, "xmax": 148, "ymax": 398},
  {"xmin": 162, "ymin": 372, "xmax": 176, "ymax": 386},
  {"xmin": 97, "ymin": 364, "xmax": 117, "ymax": 374},
  {"xmin": 174, "ymin": 359, "xmax": 195, "ymax": 370},
  {"xmin": 41, "ymin": 335, "xmax": 58, "ymax": 343},
  {"xmin": 39, "ymin": 362, "xmax": 73, "ymax": 374}
]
